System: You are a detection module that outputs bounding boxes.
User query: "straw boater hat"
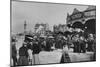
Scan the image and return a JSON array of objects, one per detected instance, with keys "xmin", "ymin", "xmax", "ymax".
[{"xmin": 23, "ymin": 41, "xmax": 27, "ymax": 45}]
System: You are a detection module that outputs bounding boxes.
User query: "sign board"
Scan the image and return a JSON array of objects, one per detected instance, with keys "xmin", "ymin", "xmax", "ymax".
[
  {"xmin": 71, "ymin": 12, "xmax": 83, "ymax": 20},
  {"xmin": 84, "ymin": 10, "xmax": 96, "ymax": 17},
  {"xmin": 39, "ymin": 51, "xmax": 62, "ymax": 64}
]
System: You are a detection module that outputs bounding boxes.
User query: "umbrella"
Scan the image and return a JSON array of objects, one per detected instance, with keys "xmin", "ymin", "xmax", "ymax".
[
  {"xmin": 57, "ymin": 31, "xmax": 64, "ymax": 35},
  {"xmin": 25, "ymin": 35, "xmax": 33, "ymax": 37},
  {"xmin": 33, "ymin": 36, "xmax": 37, "ymax": 38},
  {"xmin": 25, "ymin": 35, "xmax": 33, "ymax": 42},
  {"xmin": 40, "ymin": 35, "xmax": 47, "ymax": 38},
  {"xmin": 67, "ymin": 24, "xmax": 72, "ymax": 28},
  {"xmin": 64, "ymin": 31, "xmax": 72, "ymax": 36},
  {"xmin": 72, "ymin": 22, "xmax": 85, "ymax": 29},
  {"xmin": 48, "ymin": 36, "xmax": 54, "ymax": 38}
]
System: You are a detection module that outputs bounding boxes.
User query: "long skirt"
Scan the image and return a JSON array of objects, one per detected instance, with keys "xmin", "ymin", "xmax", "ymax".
[
  {"xmin": 17, "ymin": 56, "xmax": 28, "ymax": 66},
  {"xmin": 32, "ymin": 54, "xmax": 40, "ymax": 65}
]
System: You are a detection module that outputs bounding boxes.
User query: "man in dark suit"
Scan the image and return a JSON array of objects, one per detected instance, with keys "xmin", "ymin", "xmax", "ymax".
[
  {"xmin": 32, "ymin": 41, "xmax": 41, "ymax": 64},
  {"xmin": 18, "ymin": 42, "xmax": 29, "ymax": 66}
]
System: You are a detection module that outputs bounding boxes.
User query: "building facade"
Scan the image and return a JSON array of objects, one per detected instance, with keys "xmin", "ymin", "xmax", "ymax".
[
  {"xmin": 34, "ymin": 23, "xmax": 49, "ymax": 35},
  {"xmin": 53, "ymin": 24, "xmax": 68, "ymax": 33},
  {"xmin": 66, "ymin": 6, "xmax": 96, "ymax": 25}
]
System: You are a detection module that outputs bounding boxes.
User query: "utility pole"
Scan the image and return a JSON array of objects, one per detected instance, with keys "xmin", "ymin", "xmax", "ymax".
[{"xmin": 24, "ymin": 20, "xmax": 27, "ymax": 35}]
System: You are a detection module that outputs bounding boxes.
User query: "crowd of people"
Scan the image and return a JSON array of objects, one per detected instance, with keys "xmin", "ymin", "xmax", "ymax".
[{"xmin": 11, "ymin": 31, "xmax": 96, "ymax": 66}]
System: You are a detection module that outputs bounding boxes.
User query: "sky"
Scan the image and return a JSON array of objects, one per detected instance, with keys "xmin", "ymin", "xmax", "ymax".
[{"xmin": 11, "ymin": 1, "xmax": 89, "ymax": 34}]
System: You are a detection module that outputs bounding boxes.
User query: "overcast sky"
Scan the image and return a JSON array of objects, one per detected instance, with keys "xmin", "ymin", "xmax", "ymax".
[{"xmin": 11, "ymin": 1, "xmax": 89, "ymax": 34}]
